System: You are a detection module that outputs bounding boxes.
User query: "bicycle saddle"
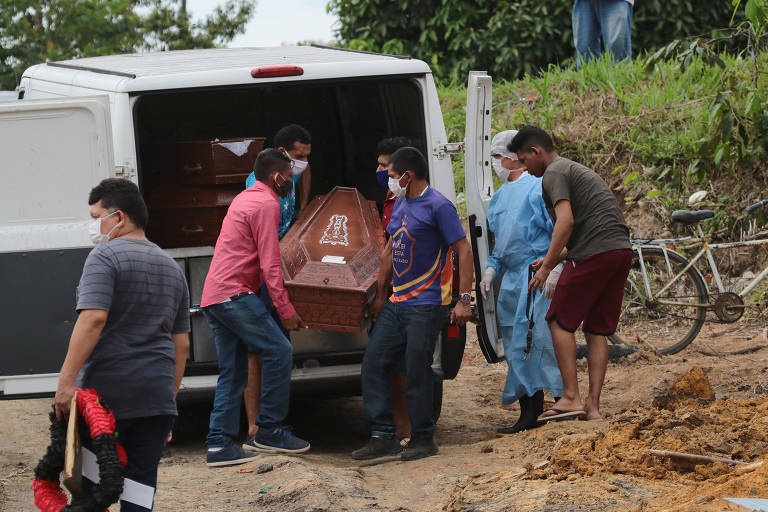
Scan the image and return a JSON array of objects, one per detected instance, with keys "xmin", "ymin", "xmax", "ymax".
[{"xmin": 671, "ymin": 209, "xmax": 715, "ymax": 224}]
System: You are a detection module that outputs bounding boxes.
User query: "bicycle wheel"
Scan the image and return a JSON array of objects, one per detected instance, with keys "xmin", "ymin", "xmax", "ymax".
[{"xmin": 609, "ymin": 246, "xmax": 708, "ymax": 355}]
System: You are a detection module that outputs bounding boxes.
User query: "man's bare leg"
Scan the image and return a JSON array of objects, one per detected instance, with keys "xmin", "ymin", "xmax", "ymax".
[
  {"xmin": 244, "ymin": 353, "xmax": 262, "ymax": 437},
  {"xmin": 542, "ymin": 320, "xmax": 584, "ymax": 417},
  {"xmin": 390, "ymin": 373, "xmax": 411, "ymax": 440},
  {"xmin": 583, "ymin": 333, "xmax": 608, "ymax": 420}
]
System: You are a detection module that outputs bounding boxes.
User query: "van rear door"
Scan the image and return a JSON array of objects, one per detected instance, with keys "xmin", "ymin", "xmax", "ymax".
[
  {"xmin": 463, "ymin": 71, "xmax": 503, "ymax": 363},
  {"xmin": 0, "ymin": 96, "xmax": 115, "ymax": 397}
]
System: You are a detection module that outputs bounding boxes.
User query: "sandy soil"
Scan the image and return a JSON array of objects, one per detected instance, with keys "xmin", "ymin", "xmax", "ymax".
[{"xmin": 2, "ymin": 321, "xmax": 767, "ymax": 511}]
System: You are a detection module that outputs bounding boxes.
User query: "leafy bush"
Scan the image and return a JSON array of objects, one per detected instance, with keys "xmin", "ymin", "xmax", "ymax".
[
  {"xmin": 328, "ymin": 0, "xmax": 738, "ymax": 82},
  {"xmin": 437, "ymin": 49, "xmax": 767, "ymax": 237}
]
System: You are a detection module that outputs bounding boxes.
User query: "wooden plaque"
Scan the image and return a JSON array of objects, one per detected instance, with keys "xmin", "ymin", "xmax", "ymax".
[{"xmin": 280, "ymin": 187, "xmax": 386, "ymax": 331}]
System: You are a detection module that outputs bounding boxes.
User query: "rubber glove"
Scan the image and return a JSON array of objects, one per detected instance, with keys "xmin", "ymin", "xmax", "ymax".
[
  {"xmin": 480, "ymin": 267, "xmax": 496, "ymax": 301},
  {"xmin": 545, "ymin": 263, "xmax": 563, "ymax": 300}
]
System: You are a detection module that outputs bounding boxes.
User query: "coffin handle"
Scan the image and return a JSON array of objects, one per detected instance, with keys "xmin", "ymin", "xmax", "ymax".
[
  {"xmin": 183, "ymin": 163, "xmax": 203, "ymax": 174},
  {"xmin": 181, "ymin": 225, "xmax": 205, "ymax": 235}
]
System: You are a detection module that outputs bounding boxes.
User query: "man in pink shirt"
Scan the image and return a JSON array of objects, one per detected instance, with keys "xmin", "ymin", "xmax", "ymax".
[{"xmin": 201, "ymin": 149, "xmax": 310, "ymax": 467}]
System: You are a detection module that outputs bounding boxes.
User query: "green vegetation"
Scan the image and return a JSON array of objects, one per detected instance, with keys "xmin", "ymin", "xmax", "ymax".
[
  {"xmin": 440, "ymin": 49, "xmax": 767, "ymax": 237},
  {"xmin": 0, "ymin": 0, "xmax": 256, "ymax": 90},
  {"xmin": 329, "ymin": 0, "xmax": 737, "ymax": 82}
]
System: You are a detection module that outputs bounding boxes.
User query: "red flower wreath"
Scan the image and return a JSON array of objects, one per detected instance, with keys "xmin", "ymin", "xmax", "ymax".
[{"xmin": 32, "ymin": 389, "xmax": 127, "ymax": 512}]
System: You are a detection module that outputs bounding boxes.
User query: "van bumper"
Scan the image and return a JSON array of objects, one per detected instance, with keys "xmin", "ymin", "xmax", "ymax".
[{"xmin": 176, "ymin": 363, "xmax": 363, "ymax": 403}]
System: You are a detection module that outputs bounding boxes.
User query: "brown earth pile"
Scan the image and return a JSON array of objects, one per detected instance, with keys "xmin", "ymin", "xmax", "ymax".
[
  {"xmin": 667, "ymin": 366, "xmax": 716, "ymax": 400},
  {"xmin": 535, "ymin": 368, "xmax": 767, "ymax": 482},
  {"xmin": 444, "ymin": 367, "xmax": 768, "ymax": 511},
  {"xmin": 535, "ymin": 397, "xmax": 768, "ymax": 481},
  {"xmin": 639, "ymin": 460, "xmax": 768, "ymax": 511}
]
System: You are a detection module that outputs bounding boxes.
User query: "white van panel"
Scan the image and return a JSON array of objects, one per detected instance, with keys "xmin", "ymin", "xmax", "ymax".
[
  {"xmin": 0, "ymin": 96, "xmax": 115, "ymax": 252},
  {"xmin": 463, "ymin": 71, "xmax": 503, "ymax": 363},
  {"xmin": 423, "ymin": 74, "xmax": 456, "ymax": 203}
]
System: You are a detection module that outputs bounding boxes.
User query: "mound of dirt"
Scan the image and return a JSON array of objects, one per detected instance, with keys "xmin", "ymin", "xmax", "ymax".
[
  {"xmin": 535, "ymin": 397, "xmax": 768, "ymax": 482},
  {"xmin": 641, "ymin": 460, "xmax": 768, "ymax": 511},
  {"xmin": 242, "ymin": 458, "xmax": 395, "ymax": 511},
  {"xmin": 668, "ymin": 366, "xmax": 716, "ymax": 400}
]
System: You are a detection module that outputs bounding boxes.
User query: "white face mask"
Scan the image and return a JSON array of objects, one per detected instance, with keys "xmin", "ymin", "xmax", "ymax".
[
  {"xmin": 290, "ymin": 158, "xmax": 308, "ymax": 176},
  {"xmin": 388, "ymin": 174, "xmax": 408, "ymax": 199},
  {"xmin": 88, "ymin": 210, "xmax": 119, "ymax": 246},
  {"xmin": 492, "ymin": 158, "xmax": 511, "ymax": 182}
]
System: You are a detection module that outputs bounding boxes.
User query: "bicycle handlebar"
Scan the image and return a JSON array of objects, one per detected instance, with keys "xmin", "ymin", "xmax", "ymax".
[{"xmin": 746, "ymin": 200, "xmax": 767, "ymax": 213}]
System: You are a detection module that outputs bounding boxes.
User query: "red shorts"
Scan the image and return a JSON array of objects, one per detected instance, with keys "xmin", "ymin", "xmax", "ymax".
[{"xmin": 546, "ymin": 248, "xmax": 632, "ymax": 336}]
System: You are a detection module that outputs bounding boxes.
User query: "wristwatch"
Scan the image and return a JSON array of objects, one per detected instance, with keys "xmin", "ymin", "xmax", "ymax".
[{"xmin": 459, "ymin": 292, "xmax": 472, "ymax": 304}]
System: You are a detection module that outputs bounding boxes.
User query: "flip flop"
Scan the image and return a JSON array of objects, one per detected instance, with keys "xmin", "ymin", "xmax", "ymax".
[
  {"xmin": 584, "ymin": 418, "xmax": 604, "ymax": 422},
  {"xmin": 537, "ymin": 408, "xmax": 586, "ymax": 423}
]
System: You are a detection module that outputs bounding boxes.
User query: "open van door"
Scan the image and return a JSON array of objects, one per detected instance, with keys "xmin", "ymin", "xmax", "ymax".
[
  {"xmin": 464, "ymin": 71, "xmax": 503, "ymax": 364},
  {"xmin": 0, "ymin": 96, "xmax": 114, "ymax": 397}
]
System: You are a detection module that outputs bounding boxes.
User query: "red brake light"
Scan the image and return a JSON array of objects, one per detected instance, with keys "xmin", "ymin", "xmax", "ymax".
[{"xmin": 251, "ymin": 66, "xmax": 304, "ymax": 78}]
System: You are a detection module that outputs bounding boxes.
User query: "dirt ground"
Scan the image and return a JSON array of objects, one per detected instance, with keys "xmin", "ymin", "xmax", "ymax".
[{"xmin": 2, "ymin": 321, "xmax": 767, "ymax": 511}]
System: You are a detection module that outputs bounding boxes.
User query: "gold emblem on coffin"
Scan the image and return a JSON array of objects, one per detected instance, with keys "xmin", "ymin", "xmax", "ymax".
[{"xmin": 279, "ymin": 186, "xmax": 386, "ymax": 332}]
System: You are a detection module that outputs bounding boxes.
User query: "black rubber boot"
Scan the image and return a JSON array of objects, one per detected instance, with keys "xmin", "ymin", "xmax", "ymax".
[
  {"xmin": 496, "ymin": 390, "xmax": 545, "ymax": 436},
  {"xmin": 351, "ymin": 435, "xmax": 402, "ymax": 460}
]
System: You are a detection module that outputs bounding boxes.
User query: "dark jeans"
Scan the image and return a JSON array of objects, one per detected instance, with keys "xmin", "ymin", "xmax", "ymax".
[
  {"xmin": 83, "ymin": 415, "xmax": 174, "ymax": 512},
  {"xmin": 203, "ymin": 294, "xmax": 292, "ymax": 447},
  {"xmin": 362, "ymin": 301, "xmax": 445, "ymax": 438}
]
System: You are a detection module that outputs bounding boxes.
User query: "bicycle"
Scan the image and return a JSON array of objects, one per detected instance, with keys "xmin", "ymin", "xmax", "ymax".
[{"xmin": 610, "ymin": 199, "xmax": 768, "ymax": 355}]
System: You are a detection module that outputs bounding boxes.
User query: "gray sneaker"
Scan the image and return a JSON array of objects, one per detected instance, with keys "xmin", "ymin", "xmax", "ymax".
[
  {"xmin": 401, "ymin": 437, "xmax": 438, "ymax": 461},
  {"xmin": 351, "ymin": 435, "xmax": 402, "ymax": 460}
]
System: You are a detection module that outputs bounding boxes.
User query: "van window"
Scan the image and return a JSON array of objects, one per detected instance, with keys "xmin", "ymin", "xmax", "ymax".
[{"xmin": 133, "ymin": 77, "xmax": 426, "ymax": 245}]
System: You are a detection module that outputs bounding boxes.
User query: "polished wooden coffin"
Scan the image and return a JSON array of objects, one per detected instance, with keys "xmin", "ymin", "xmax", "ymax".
[
  {"xmin": 146, "ymin": 185, "xmax": 241, "ymax": 248},
  {"xmin": 280, "ymin": 187, "xmax": 386, "ymax": 332},
  {"xmin": 145, "ymin": 137, "xmax": 265, "ymax": 185}
]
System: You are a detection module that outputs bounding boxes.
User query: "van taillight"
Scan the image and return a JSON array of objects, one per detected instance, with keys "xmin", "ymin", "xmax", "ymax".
[{"xmin": 251, "ymin": 66, "xmax": 304, "ymax": 78}]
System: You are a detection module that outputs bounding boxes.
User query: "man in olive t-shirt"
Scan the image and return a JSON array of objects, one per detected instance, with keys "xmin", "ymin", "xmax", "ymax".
[{"xmin": 509, "ymin": 126, "xmax": 632, "ymax": 423}]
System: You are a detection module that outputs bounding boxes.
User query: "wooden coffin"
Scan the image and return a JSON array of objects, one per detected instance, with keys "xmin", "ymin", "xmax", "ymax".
[
  {"xmin": 280, "ymin": 187, "xmax": 386, "ymax": 332},
  {"xmin": 146, "ymin": 185, "xmax": 241, "ymax": 248},
  {"xmin": 145, "ymin": 137, "xmax": 265, "ymax": 185}
]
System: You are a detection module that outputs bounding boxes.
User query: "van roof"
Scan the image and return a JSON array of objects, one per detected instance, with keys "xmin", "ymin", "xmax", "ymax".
[{"xmin": 24, "ymin": 46, "xmax": 432, "ymax": 93}]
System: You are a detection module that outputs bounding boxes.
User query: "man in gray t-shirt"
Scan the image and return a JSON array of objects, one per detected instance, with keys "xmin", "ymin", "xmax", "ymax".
[
  {"xmin": 509, "ymin": 126, "xmax": 632, "ymax": 426},
  {"xmin": 541, "ymin": 157, "xmax": 630, "ymax": 261},
  {"xmin": 54, "ymin": 178, "xmax": 189, "ymax": 512}
]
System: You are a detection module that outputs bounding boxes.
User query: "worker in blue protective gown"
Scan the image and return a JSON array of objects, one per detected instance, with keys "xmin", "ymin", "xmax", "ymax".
[{"xmin": 479, "ymin": 130, "xmax": 564, "ymax": 436}]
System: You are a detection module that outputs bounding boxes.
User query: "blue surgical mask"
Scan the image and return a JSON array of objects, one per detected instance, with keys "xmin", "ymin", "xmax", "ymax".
[{"xmin": 376, "ymin": 169, "xmax": 389, "ymax": 188}]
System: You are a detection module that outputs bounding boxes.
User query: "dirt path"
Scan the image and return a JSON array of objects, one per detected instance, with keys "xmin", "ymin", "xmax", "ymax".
[{"xmin": 2, "ymin": 322, "xmax": 766, "ymax": 511}]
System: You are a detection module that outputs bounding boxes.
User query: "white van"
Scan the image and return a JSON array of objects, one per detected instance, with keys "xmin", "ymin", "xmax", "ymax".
[{"xmin": 0, "ymin": 46, "xmax": 503, "ymax": 412}]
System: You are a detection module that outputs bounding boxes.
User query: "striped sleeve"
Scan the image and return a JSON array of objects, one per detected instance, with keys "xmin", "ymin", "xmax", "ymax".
[{"xmin": 75, "ymin": 246, "xmax": 116, "ymax": 312}]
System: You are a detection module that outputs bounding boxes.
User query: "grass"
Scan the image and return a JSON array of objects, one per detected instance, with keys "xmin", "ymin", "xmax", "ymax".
[{"xmin": 437, "ymin": 50, "xmax": 768, "ymax": 239}]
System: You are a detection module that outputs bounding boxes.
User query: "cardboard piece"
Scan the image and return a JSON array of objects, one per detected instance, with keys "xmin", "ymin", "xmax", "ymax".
[{"xmin": 63, "ymin": 391, "xmax": 82, "ymax": 498}]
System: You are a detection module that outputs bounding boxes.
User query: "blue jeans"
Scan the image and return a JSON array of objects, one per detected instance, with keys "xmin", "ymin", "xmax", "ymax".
[
  {"xmin": 203, "ymin": 294, "xmax": 292, "ymax": 447},
  {"xmin": 362, "ymin": 301, "xmax": 445, "ymax": 439},
  {"xmin": 573, "ymin": 0, "xmax": 632, "ymax": 64}
]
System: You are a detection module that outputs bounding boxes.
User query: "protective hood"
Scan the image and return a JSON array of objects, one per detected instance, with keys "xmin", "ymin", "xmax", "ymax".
[{"xmin": 490, "ymin": 129, "xmax": 520, "ymax": 161}]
